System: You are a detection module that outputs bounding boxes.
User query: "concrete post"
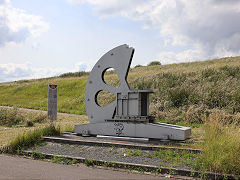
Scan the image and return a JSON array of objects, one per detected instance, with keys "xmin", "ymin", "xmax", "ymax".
[{"xmin": 47, "ymin": 84, "xmax": 58, "ymax": 120}]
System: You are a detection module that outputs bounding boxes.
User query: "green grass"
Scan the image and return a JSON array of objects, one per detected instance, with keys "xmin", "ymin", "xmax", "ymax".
[
  {"xmin": 147, "ymin": 149, "xmax": 198, "ymax": 169},
  {"xmin": 0, "ymin": 77, "xmax": 87, "ymax": 114},
  {"xmin": 31, "ymin": 150, "xmax": 46, "ymax": 159},
  {"xmin": 52, "ymin": 154, "xmax": 72, "ymax": 164},
  {"xmin": 3, "ymin": 123, "xmax": 60, "ymax": 153},
  {"xmin": 195, "ymin": 114, "xmax": 240, "ymax": 175},
  {"xmin": 123, "ymin": 149, "xmax": 143, "ymax": 157}
]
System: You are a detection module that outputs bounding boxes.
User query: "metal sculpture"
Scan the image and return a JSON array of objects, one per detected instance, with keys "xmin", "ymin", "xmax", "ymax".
[{"xmin": 75, "ymin": 44, "xmax": 191, "ymax": 140}]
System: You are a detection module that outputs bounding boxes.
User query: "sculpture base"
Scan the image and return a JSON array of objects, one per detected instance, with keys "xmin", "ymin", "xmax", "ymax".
[{"xmin": 74, "ymin": 122, "xmax": 191, "ymax": 141}]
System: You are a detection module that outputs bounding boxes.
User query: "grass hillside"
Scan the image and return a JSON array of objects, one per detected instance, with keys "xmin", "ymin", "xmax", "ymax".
[
  {"xmin": 0, "ymin": 56, "xmax": 240, "ymax": 124},
  {"xmin": 0, "ymin": 78, "xmax": 87, "ymax": 114}
]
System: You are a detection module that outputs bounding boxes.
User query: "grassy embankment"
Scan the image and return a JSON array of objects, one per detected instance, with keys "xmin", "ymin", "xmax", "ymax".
[
  {"xmin": 0, "ymin": 77, "xmax": 87, "ymax": 114},
  {"xmin": 0, "ymin": 56, "xmax": 240, "ymax": 124},
  {"xmin": 0, "ymin": 56, "xmax": 240, "ymax": 175}
]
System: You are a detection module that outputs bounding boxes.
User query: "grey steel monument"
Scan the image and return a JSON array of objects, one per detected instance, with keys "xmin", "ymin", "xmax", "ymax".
[{"xmin": 75, "ymin": 44, "xmax": 191, "ymax": 140}]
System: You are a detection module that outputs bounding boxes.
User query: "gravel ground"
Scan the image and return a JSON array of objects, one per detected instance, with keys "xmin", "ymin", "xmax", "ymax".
[
  {"xmin": 62, "ymin": 133, "xmax": 194, "ymax": 147},
  {"xmin": 28, "ymin": 141, "xmax": 199, "ymax": 170}
]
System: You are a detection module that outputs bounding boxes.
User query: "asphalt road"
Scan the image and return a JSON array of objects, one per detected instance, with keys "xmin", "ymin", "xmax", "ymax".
[{"xmin": 0, "ymin": 154, "xmax": 163, "ymax": 180}]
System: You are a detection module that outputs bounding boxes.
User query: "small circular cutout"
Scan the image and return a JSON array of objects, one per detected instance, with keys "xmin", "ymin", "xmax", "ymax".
[{"xmin": 102, "ymin": 68, "xmax": 120, "ymax": 88}]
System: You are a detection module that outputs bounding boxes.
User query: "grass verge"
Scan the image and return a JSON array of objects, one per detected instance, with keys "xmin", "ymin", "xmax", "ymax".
[
  {"xmin": 195, "ymin": 114, "xmax": 240, "ymax": 175},
  {"xmin": 0, "ymin": 107, "xmax": 88, "ymax": 148},
  {"xmin": 2, "ymin": 123, "xmax": 60, "ymax": 153}
]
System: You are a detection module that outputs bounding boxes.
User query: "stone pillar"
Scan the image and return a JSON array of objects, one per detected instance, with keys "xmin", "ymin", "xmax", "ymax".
[{"xmin": 47, "ymin": 84, "xmax": 58, "ymax": 120}]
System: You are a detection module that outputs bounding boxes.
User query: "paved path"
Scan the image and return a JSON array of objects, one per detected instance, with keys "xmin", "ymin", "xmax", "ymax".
[
  {"xmin": 0, "ymin": 155, "xmax": 164, "ymax": 180},
  {"xmin": 0, "ymin": 105, "xmax": 85, "ymax": 118}
]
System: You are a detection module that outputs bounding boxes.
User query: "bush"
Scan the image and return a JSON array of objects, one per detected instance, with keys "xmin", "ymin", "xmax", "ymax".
[
  {"xmin": 169, "ymin": 88, "xmax": 190, "ymax": 108},
  {"xmin": 219, "ymin": 65, "xmax": 240, "ymax": 78},
  {"xmin": 147, "ymin": 61, "xmax": 161, "ymax": 66},
  {"xmin": 25, "ymin": 120, "xmax": 34, "ymax": 127},
  {"xmin": 59, "ymin": 71, "xmax": 89, "ymax": 78},
  {"xmin": 132, "ymin": 78, "xmax": 153, "ymax": 90},
  {"xmin": 0, "ymin": 107, "xmax": 24, "ymax": 127},
  {"xmin": 32, "ymin": 113, "xmax": 46, "ymax": 123},
  {"xmin": 134, "ymin": 64, "xmax": 143, "ymax": 68},
  {"xmin": 0, "ymin": 107, "xmax": 47, "ymax": 127}
]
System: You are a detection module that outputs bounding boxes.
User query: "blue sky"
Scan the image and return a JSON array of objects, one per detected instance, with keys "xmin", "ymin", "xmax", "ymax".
[{"xmin": 0, "ymin": 0, "xmax": 240, "ymax": 82}]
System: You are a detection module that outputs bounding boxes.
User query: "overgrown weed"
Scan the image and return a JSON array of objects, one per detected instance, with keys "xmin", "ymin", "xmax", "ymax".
[
  {"xmin": 52, "ymin": 154, "xmax": 72, "ymax": 164},
  {"xmin": 0, "ymin": 107, "xmax": 47, "ymax": 127},
  {"xmin": 0, "ymin": 107, "xmax": 24, "ymax": 127},
  {"xmin": 197, "ymin": 113, "xmax": 240, "ymax": 175}
]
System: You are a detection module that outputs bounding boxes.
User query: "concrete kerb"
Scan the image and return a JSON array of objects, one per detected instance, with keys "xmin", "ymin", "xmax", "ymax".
[
  {"xmin": 23, "ymin": 150, "xmax": 239, "ymax": 180},
  {"xmin": 43, "ymin": 136, "xmax": 202, "ymax": 153}
]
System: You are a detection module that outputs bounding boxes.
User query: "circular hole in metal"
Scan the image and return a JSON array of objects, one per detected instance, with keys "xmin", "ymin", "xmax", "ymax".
[
  {"xmin": 102, "ymin": 68, "xmax": 120, "ymax": 88},
  {"xmin": 95, "ymin": 90, "xmax": 116, "ymax": 107}
]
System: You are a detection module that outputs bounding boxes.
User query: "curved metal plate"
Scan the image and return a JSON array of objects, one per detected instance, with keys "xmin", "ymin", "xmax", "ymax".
[{"xmin": 85, "ymin": 44, "xmax": 134, "ymax": 123}]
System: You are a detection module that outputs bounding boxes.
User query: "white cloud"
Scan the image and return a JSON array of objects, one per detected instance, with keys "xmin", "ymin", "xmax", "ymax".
[
  {"xmin": 74, "ymin": 62, "xmax": 87, "ymax": 72},
  {"xmin": 158, "ymin": 48, "xmax": 204, "ymax": 64},
  {"xmin": 68, "ymin": 0, "xmax": 240, "ymax": 63},
  {"xmin": 0, "ymin": 62, "xmax": 88, "ymax": 82},
  {"xmin": 0, "ymin": 0, "xmax": 49, "ymax": 47}
]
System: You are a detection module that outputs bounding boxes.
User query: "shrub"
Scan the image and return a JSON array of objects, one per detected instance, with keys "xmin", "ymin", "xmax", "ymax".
[
  {"xmin": 0, "ymin": 107, "xmax": 47, "ymax": 127},
  {"xmin": 185, "ymin": 105, "xmax": 207, "ymax": 124},
  {"xmin": 25, "ymin": 120, "xmax": 34, "ymax": 127},
  {"xmin": 32, "ymin": 113, "xmax": 46, "ymax": 123},
  {"xmin": 134, "ymin": 64, "xmax": 143, "ymax": 68},
  {"xmin": 157, "ymin": 72, "xmax": 187, "ymax": 89},
  {"xmin": 147, "ymin": 61, "xmax": 161, "ymax": 66},
  {"xmin": 59, "ymin": 71, "xmax": 89, "ymax": 78},
  {"xmin": 169, "ymin": 88, "xmax": 190, "ymax": 108},
  {"xmin": 201, "ymin": 68, "xmax": 217, "ymax": 79},
  {"xmin": 0, "ymin": 107, "xmax": 24, "ymax": 127},
  {"xmin": 219, "ymin": 65, "xmax": 240, "ymax": 78},
  {"xmin": 205, "ymin": 88, "xmax": 228, "ymax": 109},
  {"xmin": 131, "ymin": 78, "xmax": 153, "ymax": 90}
]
